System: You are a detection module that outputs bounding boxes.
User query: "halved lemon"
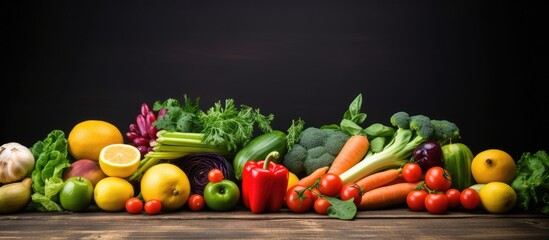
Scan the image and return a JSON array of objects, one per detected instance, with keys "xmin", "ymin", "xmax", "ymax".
[{"xmin": 99, "ymin": 144, "xmax": 141, "ymax": 178}]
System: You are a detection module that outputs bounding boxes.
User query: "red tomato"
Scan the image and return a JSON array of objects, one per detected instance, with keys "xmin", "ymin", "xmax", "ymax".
[
  {"xmin": 460, "ymin": 188, "xmax": 481, "ymax": 210},
  {"xmin": 319, "ymin": 173, "xmax": 343, "ymax": 197},
  {"xmin": 208, "ymin": 168, "xmax": 224, "ymax": 183},
  {"xmin": 144, "ymin": 199, "xmax": 162, "ymax": 215},
  {"xmin": 424, "ymin": 192, "xmax": 448, "ymax": 214},
  {"xmin": 402, "ymin": 162, "xmax": 423, "ymax": 183},
  {"xmin": 445, "ymin": 189, "xmax": 461, "ymax": 207},
  {"xmin": 310, "ymin": 187, "xmax": 322, "ymax": 202},
  {"xmin": 188, "ymin": 194, "xmax": 205, "ymax": 211},
  {"xmin": 313, "ymin": 197, "xmax": 332, "ymax": 215},
  {"xmin": 125, "ymin": 197, "xmax": 143, "ymax": 214},
  {"xmin": 425, "ymin": 166, "xmax": 452, "ymax": 192},
  {"xmin": 406, "ymin": 189, "xmax": 428, "ymax": 211},
  {"xmin": 285, "ymin": 185, "xmax": 314, "ymax": 213},
  {"xmin": 340, "ymin": 183, "xmax": 363, "ymax": 206}
]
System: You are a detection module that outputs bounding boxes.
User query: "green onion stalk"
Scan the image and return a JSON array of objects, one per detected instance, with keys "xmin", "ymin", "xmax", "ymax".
[{"xmin": 127, "ymin": 130, "xmax": 233, "ymax": 182}]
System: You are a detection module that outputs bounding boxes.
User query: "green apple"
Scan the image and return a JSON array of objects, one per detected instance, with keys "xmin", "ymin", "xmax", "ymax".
[
  {"xmin": 203, "ymin": 179, "xmax": 240, "ymax": 211},
  {"xmin": 59, "ymin": 176, "xmax": 94, "ymax": 212}
]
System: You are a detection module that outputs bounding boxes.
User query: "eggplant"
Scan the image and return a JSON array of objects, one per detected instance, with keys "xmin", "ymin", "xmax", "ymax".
[{"xmin": 412, "ymin": 141, "xmax": 443, "ymax": 172}]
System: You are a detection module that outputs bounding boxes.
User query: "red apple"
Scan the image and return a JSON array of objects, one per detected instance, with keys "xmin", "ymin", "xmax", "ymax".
[{"xmin": 63, "ymin": 159, "xmax": 108, "ymax": 187}]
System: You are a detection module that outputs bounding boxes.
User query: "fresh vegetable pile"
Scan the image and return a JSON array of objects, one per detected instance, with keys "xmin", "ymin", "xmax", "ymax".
[{"xmin": 1, "ymin": 93, "xmax": 547, "ymax": 220}]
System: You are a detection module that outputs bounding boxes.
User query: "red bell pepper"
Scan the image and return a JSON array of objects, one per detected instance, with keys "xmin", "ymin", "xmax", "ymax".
[{"xmin": 242, "ymin": 151, "xmax": 289, "ymax": 214}]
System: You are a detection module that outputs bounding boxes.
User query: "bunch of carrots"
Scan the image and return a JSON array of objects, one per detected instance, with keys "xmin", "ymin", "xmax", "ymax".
[{"xmin": 294, "ymin": 134, "xmax": 421, "ymax": 210}]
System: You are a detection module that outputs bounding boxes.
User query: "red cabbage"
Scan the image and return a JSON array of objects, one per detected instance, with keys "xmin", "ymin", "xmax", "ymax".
[{"xmin": 176, "ymin": 153, "xmax": 236, "ymax": 195}]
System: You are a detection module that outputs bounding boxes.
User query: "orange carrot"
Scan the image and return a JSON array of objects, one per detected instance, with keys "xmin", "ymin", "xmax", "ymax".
[
  {"xmin": 359, "ymin": 181, "xmax": 421, "ymax": 210},
  {"xmin": 384, "ymin": 175, "xmax": 408, "ymax": 186},
  {"xmin": 327, "ymin": 135, "xmax": 369, "ymax": 176},
  {"xmin": 295, "ymin": 166, "xmax": 329, "ymax": 188},
  {"xmin": 355, "ymin": 168, "xmax": 401, "ymax": 192}
]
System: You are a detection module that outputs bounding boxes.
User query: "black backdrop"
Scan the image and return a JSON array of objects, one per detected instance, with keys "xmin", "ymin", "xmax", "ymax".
[{"xmin": 3, "ymin": 1, "xmax": 546, "ymax": 160}]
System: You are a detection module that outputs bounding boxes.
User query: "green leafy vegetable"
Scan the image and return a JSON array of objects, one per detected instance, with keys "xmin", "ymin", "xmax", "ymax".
[
  {"xmin": 29, "ymin": 130, "xmax": 71, "ymax": 212},
  {"xmin": 285, "ymin": 118, "xmax": 305, "ymax": 151},
  {"xmin": 152, "ymin": 95, "xmax": 273, "ymax": 152},
  {"xmin": 153, "ymin": 95, "xmax": 201, "ymax": 132},
  {"xmin": 322, "ymin": 93, "xmax": 368, "ymax": 136},
  {"xmin": 511, "ymin": 150, "xmax": 549, "ymax": 214},
  {"xmin": 324, "ymin": 196, "xmax": 357, "ymax": 220},
  {"xmin": 199, "ymin": 99, "xmax": 273, "ymax": 152}
]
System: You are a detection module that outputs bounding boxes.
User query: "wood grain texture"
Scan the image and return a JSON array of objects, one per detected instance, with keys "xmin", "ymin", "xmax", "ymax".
[{"xmin": 1, "ymin": 207, "xmax": 548, "ymax": 239}]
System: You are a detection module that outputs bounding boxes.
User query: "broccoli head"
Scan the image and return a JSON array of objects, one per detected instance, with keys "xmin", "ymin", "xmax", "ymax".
[
  {"xmin": 390, "ymin": 111, "xmax": 411, "ymax": 129},
  {"xmin": 282, "ymin": 127, "xmax": 350, "ymax": 178},
  {"xmin": 431, "ymin": 119, "xmax": 461, "ymax": 145}
]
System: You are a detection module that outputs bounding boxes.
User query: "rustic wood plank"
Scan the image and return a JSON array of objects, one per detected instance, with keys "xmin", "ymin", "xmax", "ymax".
[{"xmin": 1, "ymin": 206, "xmax": 548, "ymax": 239}]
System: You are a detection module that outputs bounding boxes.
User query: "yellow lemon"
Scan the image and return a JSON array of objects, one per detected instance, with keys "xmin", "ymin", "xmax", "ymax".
[
  {"xmin": 98, "ymin": 144, "xmax": 141, "ymax": 178},
  {"xmin": 140, "ymin": 163, "xmax": 191, "ymax": 211},
  {"xmin": 287, "ymin": 171, "xmax": 299, "ymax": 191},
  {"xmin": 479, "ymin": 182, "xmax": 517, "ymax": 214},
  {"xmin": 68, "ymin": 120, "xmax": 124, "ymax": 161},
  {"xmin": 471, "ymin": 149, "xmax": 516, "ymax": 184},
  {"xmin": 94, "ymin": 177, "xmax": 134, "ymax": 212}
]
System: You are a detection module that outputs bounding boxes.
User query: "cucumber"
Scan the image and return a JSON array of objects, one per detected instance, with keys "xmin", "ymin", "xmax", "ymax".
[
  {"xmin": 233, "ymin": 130, "xmax": 288, "ymax": 181},
  {"xmin": 442, "ymin": 143, "xmax": 475, "ymax": 191}
]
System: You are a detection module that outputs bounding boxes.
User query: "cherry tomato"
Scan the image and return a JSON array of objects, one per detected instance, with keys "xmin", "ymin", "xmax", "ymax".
[
  {"xmin": 424, "ymin": 192, "xmax": 448, "ymax": 214},
  {"xmin": 406, "ymin": 189, "xmax": 428, "ymax": 211},
  {"xmin": 425, "ymin": 166, "xmax": 452, "ymax": 192},
  {"xmin": 188, "ymin": 194, "xmax": 205, "ymax": 211},
  {"xmin": 445, "ymin": 189, "xmax": 461, "ymax": 207},
  {"xmin": 285, "ymin": 185, "xmax": 314, "ymax": 213},
  {"xmin": 460, "ymin": 188, "xmax": 481, "ymax": 210},
  {"xmin": 313, "ymin": 197, "xmax": 332, "ymax": 215},
  {"xmin": 402, "ymin": 162, "xmax": 423, "ymax": 183},
  {"xmin": 208, "ymin": 168, "xmax": 224, "ymax": 183},
  {"xmin": 125, "ymin": 197, "xmax": 143, "ymax": 214},
  {"xmin": 310, "ymin": 187, "xmax": 322, "ymax": 202},
  {"xmin": 144, "ymin": 199, "xmax": 162, "ymax": 215},
  {"xmin": 340, "ymin": 183, "xmax": 363, "ymax": 206},
  {"xmin": 319, "ymin": 173, "xmax": 343, "ymax": 197}
]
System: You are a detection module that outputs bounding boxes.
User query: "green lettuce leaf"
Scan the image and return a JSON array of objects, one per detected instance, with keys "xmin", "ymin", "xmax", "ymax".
[
  {"xmin": 29, "ymin": 130, "xmax": 70, "ymax": 212},
  {"xmin": 511, "ymin": 150, "xmax": 549, "ymax": 214}
]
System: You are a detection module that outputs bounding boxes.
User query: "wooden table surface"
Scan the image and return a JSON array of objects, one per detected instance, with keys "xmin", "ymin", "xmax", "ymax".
[{"xmin": 1, "ymin": 205, "xmax": 548, "ymax": 239}]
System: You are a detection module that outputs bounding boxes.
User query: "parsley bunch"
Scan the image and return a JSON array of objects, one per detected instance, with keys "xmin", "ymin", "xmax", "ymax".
[{"xmin": 153, "ymin": 95, "xmax": 274, "ymax": 152}]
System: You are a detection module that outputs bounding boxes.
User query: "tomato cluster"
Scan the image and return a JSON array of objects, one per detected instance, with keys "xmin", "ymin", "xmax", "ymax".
[
  {"xmin": 285, "ymin": 173, "xmax": 363, "ymax": 215},
  {"xmin": 404, "ymin": 164, "xmax": 481, "ymax": 214}
]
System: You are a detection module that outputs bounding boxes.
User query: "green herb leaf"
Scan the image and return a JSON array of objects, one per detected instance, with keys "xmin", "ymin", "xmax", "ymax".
[
  {"xmin": 153, "ymin": 96, "xmax": 201, "ymax": 132},
  {"xmin": 199, "ymin": 99, "xmax": 273, "ymax": 152},
  {"xmin": 286, "ymin": 118, "xmax": 305, "ymax": 150},
  {"xmin": 324, "ymin": 196, "xmax": 357, "ymax": 220}
]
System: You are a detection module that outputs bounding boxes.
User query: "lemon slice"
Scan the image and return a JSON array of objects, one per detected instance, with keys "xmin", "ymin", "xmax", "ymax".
[{"xmin": 99, "ymin": 144, "xmax": 141, "ymax": 178}]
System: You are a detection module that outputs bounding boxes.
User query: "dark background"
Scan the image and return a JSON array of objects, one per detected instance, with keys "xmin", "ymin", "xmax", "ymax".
[{"xmin": 3, "ymin": 1, "xmax": 546, "ymax": 161}]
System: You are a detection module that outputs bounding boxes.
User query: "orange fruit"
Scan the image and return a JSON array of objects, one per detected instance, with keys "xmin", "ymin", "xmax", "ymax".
[
  {"xmin": 68, "ymin": 120, "xmax": 124, "ymax": 161},
  {"xmin": 98, "ymin": 144, "xmax": 141, "ymax": 178},
  {"xmin": 471, "ymin": 149, "xmax": 517, "ymax": 184}
]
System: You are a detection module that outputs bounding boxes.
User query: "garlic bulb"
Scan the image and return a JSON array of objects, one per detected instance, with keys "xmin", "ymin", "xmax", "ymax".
[{"xmin": 0, "ymin": 142, "xmax": 35, "ymax": 184}]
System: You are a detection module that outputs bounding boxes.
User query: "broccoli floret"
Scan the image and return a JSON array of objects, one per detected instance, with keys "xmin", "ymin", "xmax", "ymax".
[
  {"xmin": 409, "ymin": 115, "xmax": 434, "ymax": 140},
  {"xmin": 307, "ymin": 146, "xmax": 328, "ymax": 159},
  {"xmin": 431, "ymin": 119, "xmax": 461, "ymax": 145},
  {"xmin": 282, "ymin": 144, "xmax": 307, "ymax": 174},
  {"xmin": 304, "ymin": 152, "xmax": 335, "ymax": 175},
  {"xmin": 282, "ymin": 127, "xmax": 350, "ymax": 178},
  {"xmin": 324, "ymin": 130, "xmax": 350, "ymax": 156},
  {"xmin": 299, "ymin": 127, "xmax": 326, "ymax": 149},
  {"xmin": 390, "ymin": 111, "xmax": 410, "ymax": 129}
]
